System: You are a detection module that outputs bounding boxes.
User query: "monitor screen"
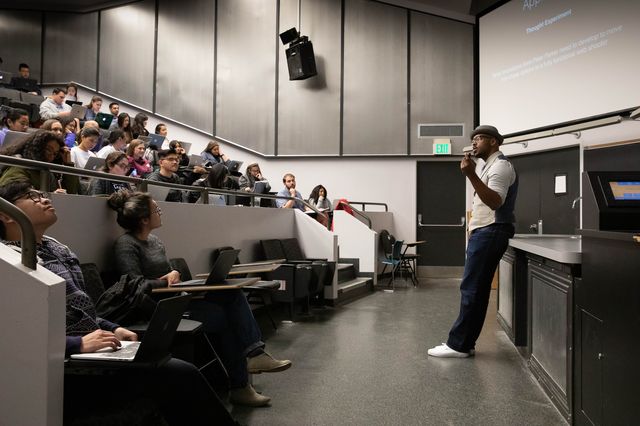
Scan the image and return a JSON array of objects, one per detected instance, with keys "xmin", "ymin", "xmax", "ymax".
[{"xmin": 608, "ymin": 181, "xmax": 640, "ymax": 201}]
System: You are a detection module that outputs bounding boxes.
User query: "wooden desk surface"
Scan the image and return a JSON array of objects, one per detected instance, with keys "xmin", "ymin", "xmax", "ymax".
[
  {"xmin": 196, "ymin": 263, "xmax": 282, "ymax": 278},
  {"xmin": 404, "ymin": 240, "xmax": 426, "ymax": 247},
  {"xmin": 152, "ymin": 277, "xmax": 259, "ymax": 293}
]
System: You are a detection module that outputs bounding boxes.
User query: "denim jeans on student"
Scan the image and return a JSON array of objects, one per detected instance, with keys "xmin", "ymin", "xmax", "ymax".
[
  {"xmin": 188, "ymin": 289, "xmax": 265, "ymax": 388},
  {"xmin": 447, "ymin": 223, "xmax": 514, "ymax": 353}
]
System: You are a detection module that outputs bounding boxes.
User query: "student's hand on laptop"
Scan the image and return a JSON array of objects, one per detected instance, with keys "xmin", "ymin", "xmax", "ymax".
[
  {"xmin": 114, "ymin": 327, "xmax": 138, "ymax": 342},
  {"xmin": 193, "ymin": 166, "xmax": 206, "ymax": 174},
  {"xmin": 160, "ymin": 270, "xmax": 181, "ymax": 286},
  {"xmin": 80, "ymin": 329, "xmax": 121, "ymax": 353}
]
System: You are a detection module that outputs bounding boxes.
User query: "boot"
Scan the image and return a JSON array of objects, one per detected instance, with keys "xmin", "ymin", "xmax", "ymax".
[{"xmin": 247, "ymin": 351, "xmax": 292, "ymax": 374}]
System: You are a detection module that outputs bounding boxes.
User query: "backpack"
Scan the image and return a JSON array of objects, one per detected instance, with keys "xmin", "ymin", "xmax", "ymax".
[{"xmin": 95, "ymin": 274, "xmax": 158, "ymax": 325}]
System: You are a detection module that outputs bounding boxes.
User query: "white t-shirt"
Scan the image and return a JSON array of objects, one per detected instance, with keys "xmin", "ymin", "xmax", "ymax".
[
  {"xmin": 70, "ymin": 146, "xmax": 96, "ymax": 169},
  {"xmin": 96, "ymin": 144, "xmax": 116, "ymax": 159},
  {"xmin": 468, "ymin": 151, "xmax": 516, "ymax": 232}
]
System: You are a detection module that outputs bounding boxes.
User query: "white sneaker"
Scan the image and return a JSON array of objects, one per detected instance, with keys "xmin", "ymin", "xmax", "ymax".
[{"xmin": 428, "ymin": 343, "xmax": 472, "ymax": 358}]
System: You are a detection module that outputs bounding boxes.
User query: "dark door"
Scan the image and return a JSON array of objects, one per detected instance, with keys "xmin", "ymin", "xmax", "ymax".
[{"xmin": 416, "ymin": 161, "xmax": 466, "ymax": 266}]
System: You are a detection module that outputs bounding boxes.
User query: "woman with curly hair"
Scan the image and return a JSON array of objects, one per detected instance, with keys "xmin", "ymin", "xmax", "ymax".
[
  {"xmin": 0, "ymin": 130, "xmax": 79, "ymax": 193},
  {"xmin": 131, "ymin": 113, "xmax": 149, "ymax": 139}
]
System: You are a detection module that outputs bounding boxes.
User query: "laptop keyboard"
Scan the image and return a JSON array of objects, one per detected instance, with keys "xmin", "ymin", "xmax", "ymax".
[{"xmin": 99, "ymin": 341, "xmax": 141, "ymax": 358}]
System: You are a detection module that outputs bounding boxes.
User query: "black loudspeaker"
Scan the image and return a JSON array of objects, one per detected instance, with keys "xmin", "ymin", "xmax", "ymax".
[{"xmin": 285, "ymin": 40, "xmax": 317, "ymax": 80}]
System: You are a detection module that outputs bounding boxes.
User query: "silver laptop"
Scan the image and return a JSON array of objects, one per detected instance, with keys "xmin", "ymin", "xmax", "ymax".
[
  {"xmin": 0, "ymin": 70, "xmax": 12, "ymax": 84},
  {"xmin": 70, "ymin": 104, "xmax": 87, "ymax": 120},
  {"xmin": 188, "ymin": 154, "xmax": 204, "ymax": 167},
  {"xmin": 70, "ymin": 294, "xmax": 191, "ymax": 363},
  {"xmin": 227, "ymin": 160, "xmax": 243, "ymax": 174},
  {"xmin": 147, "ymin": 185, "xmax": 172, "ymax": 202},
  {"xmin": 84, "ymin": 156, "xmax": 105, "ymax": 171},
  {"xmin": 1, "ymin": 130, "xmax": 30, "ymax": 149},
  {"xmin": 178, "ymin": 141, "xmax": 192, "ymax": 155}
]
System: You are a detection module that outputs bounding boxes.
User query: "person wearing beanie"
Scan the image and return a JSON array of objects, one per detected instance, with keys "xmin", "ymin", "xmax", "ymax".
[{"xmin": 428, "ymin": 125, "xmax": 518, "ymax": 358}]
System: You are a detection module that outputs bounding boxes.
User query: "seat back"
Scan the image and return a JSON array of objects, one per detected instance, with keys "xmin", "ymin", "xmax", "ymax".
[
  {"xmin": 280, "ymin": 238, "xmax": 305, "ymax": 261},
  {"xmin": 169, "ymin": 257, "xmax": 193, "ymax": 281},
  {"xmin": 391, "ymin": 240, "xmax": 404, "ymax": 261},
  {"xmin": 79, "ymin": 263, "xmax": 107, "ymax": 304},
  {"xmin": 379, "ymin": 229, "xmax": 394, "ymax": 258},
  {"xmin": 261, "ymin": 239, "xmax": 286, "ymax": 260}
]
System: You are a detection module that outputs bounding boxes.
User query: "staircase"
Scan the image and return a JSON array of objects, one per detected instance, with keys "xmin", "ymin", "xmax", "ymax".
[{"xmin": 335, "ymin": 258, "xmax": 374, "ymax": 305}]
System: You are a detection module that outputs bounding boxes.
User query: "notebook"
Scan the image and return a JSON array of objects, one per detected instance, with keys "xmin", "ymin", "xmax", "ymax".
[
  {"xmin": 84, "ymin": 156, "xmax": 105, "ymax": 171},
  {"xmin": 95, "ymin": 112, "xmax": 114, "ymax": 129},
  {"xmin": 171, "ymin": 249, "xmax": 240, "ymax": 287},
  {"xmin": 70, "ymin": 294, "xmax": 191, "ymax": 363},
  {"xmin": 1, "ymin": 130, "xmax": 30, "ymax": 149},
  {"xmin": 70, "ymin": 104, "xmax": 87, "ymax": 120}
]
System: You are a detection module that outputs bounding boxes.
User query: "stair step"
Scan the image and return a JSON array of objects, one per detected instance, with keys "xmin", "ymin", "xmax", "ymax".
[
  {"xmin": 337, "ymin": 263, "xmax": 353, "ymax": 270},
  {"xmin": 337, "ymin": 277, "xmax": 371, "ymax": 293}
]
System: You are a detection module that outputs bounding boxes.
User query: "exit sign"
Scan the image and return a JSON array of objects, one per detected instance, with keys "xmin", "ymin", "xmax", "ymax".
[{"xmin": 433, "ymin": 142, "xmax": 451, "ymax": 155}]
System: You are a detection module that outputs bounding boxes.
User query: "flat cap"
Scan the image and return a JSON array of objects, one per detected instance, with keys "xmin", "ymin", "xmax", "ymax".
[{"xmin": 470, "ymin": 125, "xmax": 504, "ymax": 145}]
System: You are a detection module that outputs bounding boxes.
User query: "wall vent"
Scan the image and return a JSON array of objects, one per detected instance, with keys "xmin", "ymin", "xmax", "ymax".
[{"xmin": 418, "ymin": 123, "xmax": 465, "ymax": 138}]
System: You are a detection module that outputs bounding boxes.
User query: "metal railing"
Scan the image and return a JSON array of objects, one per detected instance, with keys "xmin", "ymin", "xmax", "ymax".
[
  {"xmin": 347, "ymin": 201, "xmax": 388, "ymax": 212},
  {"xmin": 0, "ymin": 196, "xmax": 37, "ymax": 269},
  {"xmin": 336, "ymin": 200, "xmax": 372, "ymax": 229},
  {"xmin": 0, "ymin": 155, "xmax": 330, "ymax": 228}
]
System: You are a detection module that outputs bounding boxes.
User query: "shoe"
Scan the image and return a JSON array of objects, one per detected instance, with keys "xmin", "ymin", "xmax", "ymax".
[
  {"xmin": 247, "ymin": 352, "xmax": 292, "ymax": 374},
  {"xmin": 427, "ymin": 343, "xmax": 472, "ymax": 358},
  {"xmin": 229, "ymin": 384, "xmax": 271, "ymax": 407}
]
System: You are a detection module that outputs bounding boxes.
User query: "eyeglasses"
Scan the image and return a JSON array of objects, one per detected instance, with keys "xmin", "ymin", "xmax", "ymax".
[
  {"xmin": 152, "ymin": 205, "xmax": 162, "ymax": 216},
  {"xmin": 15, "ymin": 190, "xmax": 50, "ymax": 204},
  {"xmin": 471, "ymin": 135, "xmax": 491, "ymax": 143},
  {"xmin": 115, "ymin": 161, "xmax": 129, "ymax": 169}
]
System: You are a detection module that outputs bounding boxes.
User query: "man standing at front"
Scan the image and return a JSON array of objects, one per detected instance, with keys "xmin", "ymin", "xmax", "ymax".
[{"xmin": 428, "ymin": 125, "xmax": 518, "ymax": 358}]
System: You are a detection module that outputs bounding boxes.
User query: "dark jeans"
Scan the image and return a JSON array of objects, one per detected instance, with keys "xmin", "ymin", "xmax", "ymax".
[
  {"xmin": 447, "ymin": 223, "xmax": 514, "ymax": 353},
  {"xmin": 64, "ymin": 358, "xmax": 236, "ymax": 425},
  {"xmin": 188, "ymin": 289, "xmax": 264, "ymax": 388}
]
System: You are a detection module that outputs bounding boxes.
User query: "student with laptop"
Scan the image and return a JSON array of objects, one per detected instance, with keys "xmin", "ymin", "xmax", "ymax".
[
  {"xmin": 0, "ymin": 182, "xmax": 239, "ymax": 425},
  {"xmin": 9, "ymin": 63, "xmax": 41, "ymax": 95},
  {"xmin": 87, "ymin": 152, "xmax": 133, "ymax": 196},
  {"xmin": 0, "ymin": 107, "xmax": 29, "ymax": 146},
  {"xmin": 97, "ymin": 128, "xmax": 126, "ymax": 159},
  {"xmin": 146, "ymin": 149, "xmax": 185, "ymax": 202},
  {"xmin": 126, "ymin": 139, "xmax": 152, "ymax": 177},
  {"xmin": 107, "ymin": 190, "xmax": 292, "ymax": 407},
  {"xmin": 201, "ymin": 140, "xmax": 231, "ymax": 167},
  {"xmin": 83, "ymin": 95, "xmax": 103, "ymax": 121},
  {"xmin": 239, "ymin": 162, "xmax": 271, "ymax": 193},
  {"xmin": 70, "ymin": 126, "xmax": 99, "ymax": 168},
  {"xmin": 39, "ymin": 87, "xmax": 72, "ymax": 120}
]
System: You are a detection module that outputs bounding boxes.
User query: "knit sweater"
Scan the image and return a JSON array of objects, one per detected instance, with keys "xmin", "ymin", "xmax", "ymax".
[
  {"xmin": 1, "ymin": 237, "xmax": 119, "ymax": 356},
  {"xmin": 113, "ymin": 233, "xmax": 172, "ymax": 283}
]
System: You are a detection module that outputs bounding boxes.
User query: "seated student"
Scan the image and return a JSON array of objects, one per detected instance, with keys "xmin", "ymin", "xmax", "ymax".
[
  {"xmin": 239, "ymin": 162, "xmax": 271, "ymax": 193},
  {"xmin": 308, "ymin": 184, "xmax": 332, "ymax": 211},
  {"xmin": 10, "ymin": 63, "xmax": 41, "ymax": 95},
  {"xmin": 0, "ymin": 130, "xmax": 77, "ymax": 194},
  {"xmin": 189, "ymin": 163, "xmax": 228, "ymax": 205},
  {"xmin": 146, "ymin": 149, "xmax": 184, "ymax": 202},
  {"xmin": 0, "ymin": 182, "xmax": 239, "ymax": 426},
  {"xmin": 59, "ymin": 115, "xmax": 79, "ymax": 148},
  {"xmin": 40, "ymin": 118, "xmax": 64, "ymax": 137},
  {"xmin": 114, "ymin": 112, "xmax": 133, "ymax": 143},
  {"xmin": 127, "ymin": 139, "xmax": 152, "ymax": 177},
  {"xmin": 87, "ymin": 151, "xmax": 132, "ymax": 196},
  {"xmin": 65, "ymin": 82, "xmax": 79, "ymax": 102},
  {"xmin": 201, "ymin": 140, "xmax": 231, "ymax": 166},
  {"xmin": 70, "ymin": 127, "xmax": 99, "ymax": 169},
  {"xmin": 276, "ymin": 173, "xmax": 307, "ymax": 211},
  {"xmin": 155, "ymin": 123, "xmax": 168, "ymax": 137},
  {"xmin": 0, "ymin": 108, "xmax": 29, "ymax": 145},
  {"xmin": 96, "ymin": 128, "xmax": 126, "ymax": 159},
  {"xmin": 81, "ymin": 120, "xmax": 105, "ymax": 152},
  {"xmin": 131, "ymin": 113, "xmax": 149, "ymax": 139},
  {"xmin": 108, "ymin": 102, "xmax": 119, "ymax": 128},
  {"xmin": 169, "ymin": 140, "xmax": 190, "ymax": 167},
  {"xmin": 39, "ymin": 87, "xmax": 71, "ymax": 120},
  {"xmin": 83, "ymin": 95, "xmax": 102, "ymax": 121},
  {"xmin": 171, "ymin": 140, "xmax": 206, "ymax": 185},
  {"xmin": 107, "ymin": 190, "xmax": 292, "ymax": 406}
]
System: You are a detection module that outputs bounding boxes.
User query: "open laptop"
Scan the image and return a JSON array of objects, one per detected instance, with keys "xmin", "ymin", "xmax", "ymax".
[
  {"xmin": 253, "ymin": 181, "xmax": 269, "ymax": 194},
  {"xmin": 70, "ymin": 294, "xmax": 191, "ymax": 363},
  {"xmin": 70, "ymin": 104, "xmax": 88, "ymax": 120},
  {"xmin": 171, "ymin": 249, "xmax": 240, "ymax": 287},
  {"xmin": 65, "ymin": 100, "xmax": 82, "ymax": 107},
  {"xmin": 188, "ymin": 154, "xmax": 204, "ymax": 167},
  {"xmin": 227, "ymin": 160, "xmax": 243, "ymax": 174},
  {"xmin": 1, "ymin": 130, "xmax": 30, "ymax": 149},
  {"xmin": 95, "ymin": 112, "xmax": 114, "ymax": 129},
  {"xmin": 84, "ymin": 156, "xmax": 105, "ymax": 171},
  {"xmin": 148, "ymin": 133, "xmax": 165, "ymax": 149},
  {"xmin": 0, "ymin": 70, "xmax": 12, "ymax": 85},
  {"xmin": 177, "ymin": 141, "xmax": 192, "ymax": 154},
  {"xmin": 10, "ymin": 77, "xmax": 38, "ymax": 93},
  {"xmin": 147, "ymin": 185, "xmax": 172, "ymax": 202}
]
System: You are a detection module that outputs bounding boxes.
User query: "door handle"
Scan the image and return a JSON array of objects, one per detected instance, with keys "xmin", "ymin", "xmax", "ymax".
[{"xmin": 417, "ymin": 214, "xmax": 466, "ymax": 227}]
